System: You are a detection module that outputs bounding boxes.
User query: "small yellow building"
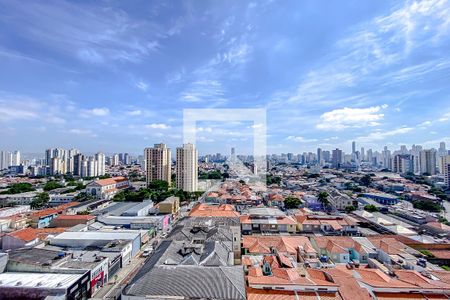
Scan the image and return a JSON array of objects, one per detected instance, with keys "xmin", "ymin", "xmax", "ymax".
[{"xmin": 158, "ymin": 196, "xmax": 180, "ymax": 216}]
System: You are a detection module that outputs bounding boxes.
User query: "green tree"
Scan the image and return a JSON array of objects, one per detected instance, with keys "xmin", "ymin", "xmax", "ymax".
[
  {"xmin": 412, "ymin": 200, "xmax": 442, "ymax": 212},
  {"xmin": 112, "ymin": 191, "xmax": 126, "ymax": 202},
  {"xmin": 74, "ymin": 192, "xmax": 93, "ymax": 202},
  {"xmin": 318, "ymin": 191, "xmax": 330, "ymax": 210},
  {"xmin": 345, "ymin": 205, "xmax": 356, "ymax": 213},
  {"xmin": 360, "ymin": 174, "xmax": 372, "ymax": 187},
  {"xmin": 44, "ymin": 181, "xmax": 63, "ymax": 191},
  {"xmin": 0, "ymin": 183, "xmax": 35, "ymax": 194},
  {"xmin": 284, "ymin": 197, "xmax": 302, "ymax": 209},
  {"xmin": 364, "ymin": 204, "xmax": 379, "ymax": 212},
  {"xmin": 30, "ymin": 192, "xmax": 49, "ymax": 209},
  {"xmin": 148, "ymin": 180, "xmax": 169, "ymax": 191}
]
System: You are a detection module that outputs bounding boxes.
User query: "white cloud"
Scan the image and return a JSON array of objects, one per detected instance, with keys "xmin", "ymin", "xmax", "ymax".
[
  {"xmin": 250, "ymin": 123, "xmax": 264, "ymax": 129},
  {"xmin": 180, "ymin": 79, "xmax": 226, "ymax": 105},
  {"xmin": 197, "ymin": 127, "xmax": 213, "ymax": 132},
  {"xmin": 356, "ymin": 126, "xmax": 414, "ymax": 142},
  {"xmin": 418, "ymin": 120, "xmax": 432, "ymax": 128},
  {"xmin": 135, "ymin": 81, "xmax": 148, "ymax": 92},
  {"xmin": 439, "ymin": 112, "xmax": 450, "ymax": 122},
  {"xmin": 126, "ymin": 110, "xmax": 142, "ymax": 116},
  {"xmin": 81, "ymin": 107, "xmax": 110, "ymax": 117},
  {"xmin": 145, "ymin": 123, "xmax": 170, "ymax": 129},
  {"xmin": 68, "ymin": 128, "xmax": 97, "ymax": 137},
  {"xmin": 1, "ymin": 2, "xmax": 166, "ymax": 64},
  {"xmin": 286, "ymin": 136, "xmax": 318, "ymax": 143},
  {"xmin": 316, "ymin": 105, "xmax": 387, "ymax": 131}
]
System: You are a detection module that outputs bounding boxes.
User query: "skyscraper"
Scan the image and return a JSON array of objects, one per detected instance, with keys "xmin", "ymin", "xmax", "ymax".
[
  {"xmin": 439, "ymin": 142, "xmax": 447, "ymax": 155},
  {"xmin": 332, "ymin": 148, "xmax": 343, "ymax": 168},
  {"xmin": 382, "ymin": 146, "xmax": 392, "ymax": 170},
  {"xmin": 12, "ymin": 150, "xmax": 21, "ymax": 166},
  {"xmin": 230, "ymin": 147, "xmax": 236, "ymax": 162},
  {"xmin": 176, "ymin": 143, "xmax": 198, "ymax": 192},
  {"xmin": 145, "ymin": 143, "xmax": 172, "ymax": 186},
  {"xmin": 95, "ymin": 152, "xmax": 106, "ymax": 176},
  {"xmin": 352, "ymin": 141, "xmax": 356, "ymax": 154},
  {"xmin": 317, "ymin": 148, "xmax": 322, "ymax": 165},
  {"xmin": 443, "ymin": 155, "xmax": 450, "ymax": 188},
  {"xmin": 0, "ymin": 150, "xmax": 12, "ymax": 170},
  {"xmin": 393, "ymin": 154, "xmax": 414, "ymax": 174},
  {"xmin": 419, "ymin": 149, "xmax": 437, "ymax": 175}
]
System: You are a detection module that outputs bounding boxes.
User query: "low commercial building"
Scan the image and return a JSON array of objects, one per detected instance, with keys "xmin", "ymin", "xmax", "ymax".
[
  {"xmin": 50, "ymin": 214, "xmax": 96, "ymax": 227},
  {"xmin": 362, "ymin": 193, "xmax": 399, "ymax": 205},
  {"xmin": 49, "ymin": 192, "xmax": 79, "ymax": 206},
  {"xmin": 0, "ymin": 192, "xmax": 37, "ymax": 205},
  {"xmin": 122, "ymin": 240, "xmax": 246, "ymax": 300},
  {"xmin": 2, "ymin": 227, "xmax": 66, "ymax": 251},
  {"xmin": 158, "ymin": 196, "xmax": 180, "ymax": 216},
  {"xmin": 0, "ymin": 272, "xmax": 90, "ymax": 299},
  {"xmin": 50, "ymin": 230, "xmax": 141, "ymax": 258},
  {"xmin": 121, "ymin": 200, "xmax": 153, "ymax": 216}
]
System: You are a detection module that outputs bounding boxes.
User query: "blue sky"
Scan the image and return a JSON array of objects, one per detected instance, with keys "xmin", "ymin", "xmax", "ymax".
[{"xmin": 0, "ymin": 0, "xmax": 449, "ymax": 155}]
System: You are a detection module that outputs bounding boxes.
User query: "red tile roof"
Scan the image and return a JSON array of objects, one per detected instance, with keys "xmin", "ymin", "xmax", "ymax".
[
  {"xmin": 188, "ymin": 203, "xmax": 240, "ymax": 217},
  {"xmin": 54, "ymin": 214, "xmax": 95, "ymax": 220},
  {"xmin": 7, "ymin": 227, "xmax": 66, "ymax": 242},
  {"xmin": 94, "ymin": 176, "xmax": 128, "ymax": 186}
]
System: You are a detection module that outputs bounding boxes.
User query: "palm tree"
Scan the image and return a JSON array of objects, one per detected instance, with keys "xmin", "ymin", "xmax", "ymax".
[{"xmin": 317, "ymin": 191, "xmax": 330, "ymax": 211}]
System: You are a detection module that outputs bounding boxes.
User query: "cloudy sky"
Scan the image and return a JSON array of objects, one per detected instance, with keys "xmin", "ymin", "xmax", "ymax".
[{"xmin": 1, "ymin": 0, "xmax": 449, "ymax": 155}]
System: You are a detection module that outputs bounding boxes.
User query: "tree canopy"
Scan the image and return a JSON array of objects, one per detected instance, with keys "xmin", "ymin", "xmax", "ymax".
[
  {"xmin": 43, "ymin": 181, "xmax": 63, "ymax": 191},
  {"xmin": 0, "ymin": 183, "xmax": 35, "ymax": 194},
  {"xmin": 284, "ymin": 196, "xmax": 302, "ymax": 209},
  {"xmin": 30, "ymin": 192, "xmax": 49, "ymax": 209}
]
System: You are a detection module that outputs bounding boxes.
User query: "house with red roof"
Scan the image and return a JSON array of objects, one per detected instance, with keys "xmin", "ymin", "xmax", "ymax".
[{"xmin": 86, "ymin": 176, "xmax": 130, "ymax": 199}]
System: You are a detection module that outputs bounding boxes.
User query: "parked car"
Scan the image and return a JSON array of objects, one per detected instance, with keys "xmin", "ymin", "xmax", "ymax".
[{"xmin": 142, "ymin": 246, "xmax": 154, "ymax": 257}]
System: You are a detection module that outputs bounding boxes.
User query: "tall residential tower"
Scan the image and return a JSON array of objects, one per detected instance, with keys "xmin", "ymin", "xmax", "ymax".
[
  {"xmin": 144, "ymin": 143, "xmax": 172, "ymax": 186},
  {"xmin": 176, "ymin": 143, "xmax": 198, "ymax": 192}
]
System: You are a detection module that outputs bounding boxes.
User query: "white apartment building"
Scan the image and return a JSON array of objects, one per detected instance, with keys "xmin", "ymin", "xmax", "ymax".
[
  {"xmin": 442, "ymin": 155, "xmax": 450, "ymax": 188},
  {"xmin": 176, "ymin": 143, "xmax": 198, "ymax": 192},
  {"xmin": 419, "ymin": 149, "xmax": 437, "ymax": 175},
  {"xmin": 0, "ymin": 151, "xmax": 12, "ymax": 170},
  {"xmin": 144, "ymin": 143, "xmax": 171, "ymax": 186}
]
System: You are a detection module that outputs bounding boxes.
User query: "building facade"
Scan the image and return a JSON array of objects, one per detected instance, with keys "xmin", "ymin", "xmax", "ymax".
[
  {"xmin": 144, "ymin": 143, "xmax": 171, "ymax": 186},
  {"xmin": 176, "ymin": 143, "xmax": 198, "ymax": 192}
]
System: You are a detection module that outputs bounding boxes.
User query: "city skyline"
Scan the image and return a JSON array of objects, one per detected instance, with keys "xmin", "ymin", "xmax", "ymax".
[
  {"xmin": 0, "ymin": 139, "xmax": 449, "ymax": 157},
  {"xmin": 1, "ymin": 0, "xmax": 450, "ymax": 154}
]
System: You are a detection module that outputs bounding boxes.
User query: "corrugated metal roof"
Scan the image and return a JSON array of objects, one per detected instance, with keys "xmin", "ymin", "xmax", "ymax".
[{"xmin": 0, "ymin": 272, "xmax": 83, "ymax": 289}]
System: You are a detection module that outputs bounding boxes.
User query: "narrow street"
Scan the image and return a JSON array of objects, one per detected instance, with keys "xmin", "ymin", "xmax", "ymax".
[{"xmin": 91, "ymin": 253, "xmax": 147, "ymax": 300}]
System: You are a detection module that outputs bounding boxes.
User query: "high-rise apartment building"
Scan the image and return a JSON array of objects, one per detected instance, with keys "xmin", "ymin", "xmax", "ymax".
[
  {"xmin": 145, "ymin": 143, "xmax": 172, "ymax": 186},
  {"xmin": 176, "ymin": 143, "xmax": 198, "ymax": 192},
  {"xmin": 332, "ymin": 148, "xmax": 343, "ymax": 168},
  {"xmin": 419, "ymin": 149, "xmax": 437, "ymax": 175},
  {"xmin": 11, "ymin": 151, "xmax": 21, "ymax": 166},
  {"xmin": 322, "ymin": 150, "xmax": 331, "ymax": 163},
  {"xmin": 73, "ymin": 154, "xmax": 85, "ymax": 176},
  {"xmin": 444, "ymin": 155, "xmax": 450, "ymax": 188},
  {"xmin": 0, "ymin": 150, "xmax": 12, "ymax": 170},
  {"xmin": 95, "ymin": 152, "xmax": 106, "ymax": 176},
  {"xmin": 382, "ymin": 146, "xmax": 392, "ymax": 170},
  {"xmin": 393, "ymin": 154, "xmax": 414, "ymax": 174},
  {"xmin": 317, "ymin": 148, "xmax": 322, "ymax": 166},
  {"xmin": 112, "ymin": 154, "xmax": 119, "ymax": 166}
]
